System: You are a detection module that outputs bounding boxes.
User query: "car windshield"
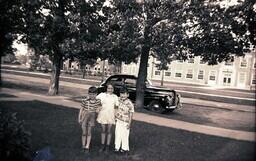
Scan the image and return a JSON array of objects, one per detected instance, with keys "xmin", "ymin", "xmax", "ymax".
[{"xmin": 101, "ymin": 75, "xmax": 153, "ymax": 87}]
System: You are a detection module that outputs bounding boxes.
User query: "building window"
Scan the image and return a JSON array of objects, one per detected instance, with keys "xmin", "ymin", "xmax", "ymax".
[
  {"xmin": 240, "ymin": 58, "xmax": 247, "ymax": 68},
  {"xmin": 239, "ymin": 72, "xmax": 246, "ymax": 84},
  {"xmin": 200, "ymin": 57, "xmax": 205, "ymax": 64},
  {"xmin": 252, "ymin": 74, "xmax": 256, "ymax": 84},
  {"xmin": 225, "ymin": 60, "xmax": 233, "ymax": 66},
  {"xmin": 254, "ymin": 59, "xmax": 256, "ymax": 69},
  {"xmin": 123, "ymin": 66, "xmax": 127, "ymax": 73},
  {"xmin": 132, "ymin": 66, "xmax": 136, "ymax": 74},
  {"xmin": 165, "ymin": 72, "xmax": 171, "ymax": 77},
  {"xmin": 175, "ymin": 71, "xmax": 182, "ymax": 78},
  {"xmin": 186, "ymin": 69, "xmax": 193, "ymax": 79},
  {"xmin": 209, "ymin": 71, "xmax": 217, "ymax": 81},
  {"xmin": 187, "ymin": 58, "xmax": 194, "ymax": 63},
  {"xmin": 155, "ymin": 71, "xmax": 161, "ymax": 75},
  {"xmin": 198, "ymin": 70, "xmax": 204, "ymax": 80}
]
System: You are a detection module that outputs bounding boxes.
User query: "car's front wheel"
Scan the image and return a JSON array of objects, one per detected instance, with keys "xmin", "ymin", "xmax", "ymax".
[{"xmin": 148, "ymin": 100, "xmax": 165, "ymax": 114}]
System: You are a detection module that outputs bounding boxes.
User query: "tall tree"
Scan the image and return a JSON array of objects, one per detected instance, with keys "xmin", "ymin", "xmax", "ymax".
[
  {"xmin": 23, "ymin": 0, "xmax": 106, "ymax": 95},
  {"xmin": 0, "ymin": 0, "xmax": 24, "ymax": 86},
  {"xmin": 67, "ymin": 0, "xmax": 105, "ymax": 78},
  {"xmin": 98, "ymin": 1, "xmax": 142, "ymax": 65},
  {"xmin": 23, "ymin": 0, "xmax": 72, "ymax": 95},
  {"xmin": 107, "ymin": 0, "xmax": 255, "ymax": 108}
]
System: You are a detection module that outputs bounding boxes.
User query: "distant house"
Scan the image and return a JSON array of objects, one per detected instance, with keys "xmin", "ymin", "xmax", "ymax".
[
  {"xmin": 63, "ymin": 59, "xmax": 121, "ymax": 76},
  {"xmin": 122, "ymin": 51, "xmax": 256, "ymax": 90}
]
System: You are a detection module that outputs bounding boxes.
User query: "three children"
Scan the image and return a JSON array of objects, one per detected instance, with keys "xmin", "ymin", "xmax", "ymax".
[{"xmin": 78, "ymin": 85, "xmax": 134, "ymax": 155}]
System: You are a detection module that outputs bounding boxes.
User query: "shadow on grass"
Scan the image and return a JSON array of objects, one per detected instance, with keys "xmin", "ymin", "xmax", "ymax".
[
  {"xmin": 0, "ymin": 100, "xmax": 255, "ymax": 161},
  {"xmin": 0, "ymin": 93, "xmax": 17, "ymax": 98},
  {"xmin": 2, "ymin": 81, "xmax": 85, "ymax": 97}
]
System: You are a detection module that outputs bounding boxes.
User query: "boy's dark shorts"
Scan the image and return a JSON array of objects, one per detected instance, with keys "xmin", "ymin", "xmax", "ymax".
[{"xmin": 82, "ymin": 112, "xmax": 96, "ymax": 128}]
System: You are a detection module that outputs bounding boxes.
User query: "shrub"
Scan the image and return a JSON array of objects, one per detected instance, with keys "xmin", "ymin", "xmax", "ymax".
[{"xmin": 0, "ymin": 110, "xmax": 32, "ymax": 161}]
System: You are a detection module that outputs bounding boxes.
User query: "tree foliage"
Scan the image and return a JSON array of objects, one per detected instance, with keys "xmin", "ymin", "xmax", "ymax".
[
  {"xmin": 0, "ymin": 0, "xmax": 25, "ymax": 86},
  {"xmin": 97, "ymin": 0, "xmax": 143, "ymax": 65},
  {"xmin": 23, "ymin": 0, "xmax": 108, "ymax": 95},
  {"xmin": 105, "ymin": 0, "xmax": 255, "ymax": 108}
]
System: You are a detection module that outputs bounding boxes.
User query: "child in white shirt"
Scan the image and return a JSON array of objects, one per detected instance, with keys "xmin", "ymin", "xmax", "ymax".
[{"xmin": 114, "ymin": 87, "xmax": 134, "ymax": 154}]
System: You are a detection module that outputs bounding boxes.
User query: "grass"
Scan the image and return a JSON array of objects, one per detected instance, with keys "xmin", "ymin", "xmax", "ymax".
[
  {"xmin": 2, "ymin": 80, "xmax": 86, "ymax": 97},
  {"xmin": 0, "ymin": 100, "xmax": 255, "ymax": 161},
  {"xmin": 3, "ymin": 80, "xmax": 255, "ymax": 132}
]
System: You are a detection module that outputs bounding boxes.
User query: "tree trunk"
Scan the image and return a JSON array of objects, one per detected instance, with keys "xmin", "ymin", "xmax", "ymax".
[
  {"xmin": 161, "ymin": 70, "xmax": 164, "ymax": 86},
  {"xmin": 135, "ymin": 45, "xmax": 150, "ymax": 108},
  {"xmin": 101, "ymin": 60, "xmax": 105, "ymax": 82},
  {"xmin": 0, "ymin": 55, "xmax": 2, "ymax": 87},
  {"xmin": 82, "ymin": 66, "xmax": 86, "ymax": 79},
  {"xmin": 48, "ymin": 53, "xmax": 62, "ymax": 95}
]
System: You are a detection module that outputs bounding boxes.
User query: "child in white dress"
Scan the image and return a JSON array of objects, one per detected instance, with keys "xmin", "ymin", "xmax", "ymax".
[{"xmin": 96, "ymin": 84, "xmax": 119, "ymax": 153}]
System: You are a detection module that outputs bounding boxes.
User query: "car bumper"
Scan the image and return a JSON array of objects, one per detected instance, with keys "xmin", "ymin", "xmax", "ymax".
[{"xmin": 165, "ymin": 105, "xmax": 176, "ymax": 109}]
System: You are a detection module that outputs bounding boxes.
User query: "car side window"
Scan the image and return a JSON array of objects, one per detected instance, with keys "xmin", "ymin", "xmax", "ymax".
[
  {"xmin": 109, "ymin": 77, "xmax": 124, "ymax": 86},
  {"xmin": 125, "ymin": 78, "xmax": 136, "ymax": 87}
]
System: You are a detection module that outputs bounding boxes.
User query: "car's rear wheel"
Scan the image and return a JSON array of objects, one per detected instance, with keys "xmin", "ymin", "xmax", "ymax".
[{"xmin": 148, "ymin": 100, "xmax": 165, "ymax": 114}]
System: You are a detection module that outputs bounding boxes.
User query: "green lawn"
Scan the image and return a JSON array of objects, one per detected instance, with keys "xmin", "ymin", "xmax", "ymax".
[{"xmin": 0, "ymin": 100, "xmax": 255, "ymax": 161}]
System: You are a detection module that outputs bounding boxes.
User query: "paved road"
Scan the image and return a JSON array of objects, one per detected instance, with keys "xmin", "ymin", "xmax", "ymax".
[
  {"xmin": 2, "ymin": 68, "xmax": 255, "ymax": 100},
  {"xmin": 3, "ymin": 73, "xmax": 254, "ymax": 111},
  {"xmin": 0, "ymin": 88, "xmax": 255, "ymax": 142}
]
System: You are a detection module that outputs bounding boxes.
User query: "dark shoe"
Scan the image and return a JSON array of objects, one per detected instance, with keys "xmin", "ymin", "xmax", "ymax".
[
  {"xmin": 99, "ymin": 145, "xmax": 105, "ymax": 152},
  {"xmin": 104, "ymin": 146, "xmax": 110, "ymax": 154},
  {"xmin": 120, "ymin": 149, "xmax": 129, "ymax": 156},
  {"xmin": 84, "ymin": 148, "xmax": 90, "ymax": 154},
  {"xmin": 114, "ymin": 149, "xmax": 119, "ymax": 154}
]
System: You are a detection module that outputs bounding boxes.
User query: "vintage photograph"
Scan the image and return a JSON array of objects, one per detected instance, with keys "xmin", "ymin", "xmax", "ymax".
[{"xmin": 0, "ymin": 0, "xmax": 255, "ymax": 161}]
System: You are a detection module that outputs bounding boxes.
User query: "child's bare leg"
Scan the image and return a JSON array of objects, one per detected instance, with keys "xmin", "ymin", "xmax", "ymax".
[
  {"xmin": 106, "ymin": 124, "xmax": 112, "ymax": 146},
  {"xmin": 85, "ymin": 126, "xmax": 92, "ymax": 149},
  {"xmin": 101, "ymin": 124, "xmax": 106, "ymax": 145},
  {"xmin": 104, "ymin": 124, "xmax": 112, "ymax": 152},
  {"xmin": 99, "ymin": 124, "xmax": 106, "ymax": 152},
  {"xmin": 82, "ymin": 125, "xmax": 87, "ymax": 149}
]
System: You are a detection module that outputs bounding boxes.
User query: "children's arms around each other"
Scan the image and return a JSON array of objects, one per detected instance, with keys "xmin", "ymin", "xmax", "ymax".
[
  {"xmin": 78, "ymin": 98, "xmax": 87, "ymax": 124},
  {"xmin": 78, "ymin": 107, "xmax": 83, "ymax": 124},
  {"xmin": 127, "ymin": 101, "xmax": 135, "ymax": 129},
  {"xmin": 127, "ymin": 112, "xmax": 133, "ymax": 129},
  {"xmin": 96, "ymin": 99, "xmax": 102, "ymax": 113}
]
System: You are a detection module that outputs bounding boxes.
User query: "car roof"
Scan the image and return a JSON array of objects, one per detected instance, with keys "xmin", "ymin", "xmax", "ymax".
[{"xmin": 108, "ymin": 74, "xmax": 138, "ymax": 79}]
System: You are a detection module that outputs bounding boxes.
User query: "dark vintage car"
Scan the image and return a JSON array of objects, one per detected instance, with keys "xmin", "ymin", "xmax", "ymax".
[{"xmin": 97, "ymin": 74, "xmax": 182, "ymax": 113}]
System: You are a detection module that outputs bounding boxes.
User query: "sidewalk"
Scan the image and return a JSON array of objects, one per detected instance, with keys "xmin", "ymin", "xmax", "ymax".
[
  {"xmin": 0, "ymin": 88, "xmax": 255, "ymax": 142},
  {"xmin": 3, "ymin": 73, "xmax": 255, "ymax": 112}
]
